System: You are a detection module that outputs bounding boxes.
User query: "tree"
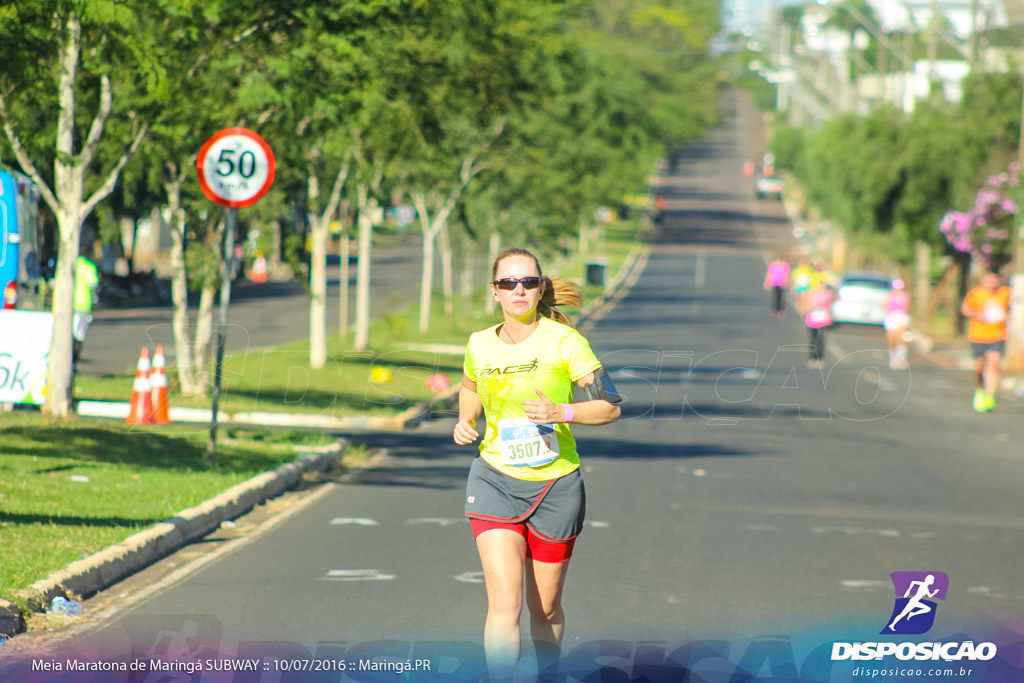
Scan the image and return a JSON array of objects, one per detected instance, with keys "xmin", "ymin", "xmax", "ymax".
[{"xmin": 0, "ymin": 1, "xmax": 159, "ymax": 418}]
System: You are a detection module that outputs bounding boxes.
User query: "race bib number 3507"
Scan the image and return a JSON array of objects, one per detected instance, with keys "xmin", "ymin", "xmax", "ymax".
[{"xmin": 497, "ymin": 418, "xmax": 559, "ymax": 467}]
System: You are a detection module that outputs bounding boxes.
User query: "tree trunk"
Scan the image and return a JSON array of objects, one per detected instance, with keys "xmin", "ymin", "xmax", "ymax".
[
  {"xmin": 193, "ymin": 220, "xmax": 224, "ymax": 390},
  {"xmin": 419, "ymin": 226, "xmax": 436, "ymax": 335},
  {"xmin": 354, "ymin": 184, "xmax": 375, "ymax": 351},
  {"xmin": 44, "ymin": 217, "xmax": 81, "ymax": 418},
  {"xmin": 309, "ymin": 207, "xmax": 329, "ymax": 369},
  {"xmin": 460, "ymin": 245, "xmax": 474, "ymax": 319},
  {"xmin": 121, "ymin": 216, "xmax": 137, "ymax": 272},
  {"xmin": 484, "ymin": 230, "xmax": 500, "ymax": 314},
  {"xmin": 269, "ymin": 218, "xmax": 282, "ymax": 277},
  {"xmin": 308, "ymin": 156, "xmax": 350, "ymax": 366},
  {"xmin": 914, "ymin": 241, "xmax": 930, "ymax": 322},
  {"xmin": 339, "ymin": 232, "xmax": 350, "ymax": 341},
  {"xmin": 411, "ymin": 190, "xmax": 456, "ymax": 335},
  {"xmin": 439, "ymin": 220, "xmax": 454, "ymax": 319},
  {"xmin": 165, "ymin": 176, "xmax": 198, "ymax": 395},
  {"xmin": 955, "ymin": 252, "xmax": 970, "ymax": 336}
]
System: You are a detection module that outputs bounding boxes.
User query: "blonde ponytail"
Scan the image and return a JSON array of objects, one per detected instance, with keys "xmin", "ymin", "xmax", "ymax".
[{"xmin": 539, "ymin": 276, "xmax": 583, "ymax": 326}]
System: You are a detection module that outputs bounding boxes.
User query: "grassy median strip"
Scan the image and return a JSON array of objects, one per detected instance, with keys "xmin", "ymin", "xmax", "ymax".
[
  {"xmin": 0, "ymin": 415, "xmax": 333, "ymax": 605},
  {"xmin": 75, "ymin": 216, "xmax": 649, "ymax": 417}
]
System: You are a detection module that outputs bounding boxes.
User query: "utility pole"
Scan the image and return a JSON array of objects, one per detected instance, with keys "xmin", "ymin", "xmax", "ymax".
[
  {"xmin": 1007, "ymin": 77, "xmax": 1024, "ymax": 369},
  {"xmin": 927, "ymin": 0, "xmax": 939, "ymax": 87},
  {"xmin": 969, "ymin": 0, "xmax": 979, "ymax": 71}
]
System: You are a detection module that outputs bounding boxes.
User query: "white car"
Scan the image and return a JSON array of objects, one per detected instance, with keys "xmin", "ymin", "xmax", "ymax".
[
  {"xmin": 830, "ymin": 272, "xmax": 892, "ymax": 327},
  {"xmin": 755, "ymin": 173, "xmax": 784, "ymax": 199}
]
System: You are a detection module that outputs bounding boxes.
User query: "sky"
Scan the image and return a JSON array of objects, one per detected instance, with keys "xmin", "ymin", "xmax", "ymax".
[{"xmin": 723, "ymin": 0, "xmax": 807, "ymax": 35}]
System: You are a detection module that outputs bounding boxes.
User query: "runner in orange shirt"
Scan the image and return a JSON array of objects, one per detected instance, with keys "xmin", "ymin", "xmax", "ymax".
[{"xmin": 961, "ymin": 270, "xmax": 1011, "ymax": 412}]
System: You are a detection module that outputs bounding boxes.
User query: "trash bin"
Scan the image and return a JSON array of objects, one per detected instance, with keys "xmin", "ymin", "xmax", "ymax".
[{"xmin": 585, "ymin": 262, "xmax": 607, "ymax": 287}]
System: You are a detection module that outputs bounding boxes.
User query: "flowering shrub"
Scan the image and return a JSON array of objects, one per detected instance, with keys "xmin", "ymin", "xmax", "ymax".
[{"xmin": 939, "ymin": 163, "xmax": 1019, "ymax": 270}]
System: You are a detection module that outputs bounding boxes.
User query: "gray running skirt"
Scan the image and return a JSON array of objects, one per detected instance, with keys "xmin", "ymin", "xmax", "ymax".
[{"xmin": 464, "ymin": 457, "xmax": 585, "ymax": 541}]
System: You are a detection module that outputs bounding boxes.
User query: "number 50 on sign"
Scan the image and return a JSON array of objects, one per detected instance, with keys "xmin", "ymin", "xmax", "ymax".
[{"xmin": 196, "ymin": 128, "xmax": 275, "ymax": 208}]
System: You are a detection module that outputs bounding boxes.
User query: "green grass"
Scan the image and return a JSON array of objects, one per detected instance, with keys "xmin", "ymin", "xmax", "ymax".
[{"xmin": 0, "ymin": 415, "xmax": 334, "ymax": 604}]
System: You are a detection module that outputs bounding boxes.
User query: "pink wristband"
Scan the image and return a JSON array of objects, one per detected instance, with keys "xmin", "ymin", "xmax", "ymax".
[{"xmin": 561, "ymin": 403, "xmax": 574, "ymax": 423}]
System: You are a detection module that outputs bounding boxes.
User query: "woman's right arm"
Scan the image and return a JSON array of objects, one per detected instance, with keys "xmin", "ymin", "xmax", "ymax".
[{"xmin": 453, "ymin": 377, "xmax": 483, "ymax": 445}]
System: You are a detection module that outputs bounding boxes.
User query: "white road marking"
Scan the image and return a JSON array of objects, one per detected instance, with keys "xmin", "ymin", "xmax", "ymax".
[
  {"xmin": 587, "ymin": 521, "xmax": 610, "ymax": 528},
  {"xmin": 813, "ymin": 526, "xmax": 900, "ymax": 537},
  {"xmin": 406, "ymin": 518, "xmax": 465, "ymax": 526},
  {"xmin": 841, "ymin": 580, "xmax": 889, "ymax": 590},
  {"xmin": 321, "ymin": 569, "xmax": 396, "ymax": 582},
  {"xmin": 330, "ymin": 517, "xmax": 379, "ymax": 526},
  {"xmin": 966, "ymin": 586, "xmax": 1009, "ymax": 599},
  {"xmin": 454, "ymin": 571, "xmax": 485, "ymax": 584}
]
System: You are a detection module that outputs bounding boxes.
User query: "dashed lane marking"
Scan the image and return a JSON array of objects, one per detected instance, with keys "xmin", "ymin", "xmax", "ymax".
[
  {"xmin": 321, "ymin": 569, "xmax": 396, "ymax": 582},
  {"xmin": 454, "ymin": 572, "xmax": 485, "ymax": 584},
  {"xmin": 330, "ymin": 517, "xmax": 379, "ymax": 526},
  {"xmin": 407, "ymin": 518, "xmax": 466, "ymax": 526}
]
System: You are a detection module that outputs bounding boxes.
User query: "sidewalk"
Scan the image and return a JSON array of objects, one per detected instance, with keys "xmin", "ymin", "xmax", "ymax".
[
  {"xmin": 0, "ymin": 238, "xmax": 653, "ymax": 641},
  {"xmin": 780, "ymin": 196, "xmax": 1024, "ymax": 400},
  {"xmin": 909, "ymin": 328, "xmax": 1024, "ymax": 397}
]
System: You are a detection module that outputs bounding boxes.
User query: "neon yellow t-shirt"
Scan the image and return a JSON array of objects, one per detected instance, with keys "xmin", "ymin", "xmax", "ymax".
[
  {"xmin": 74, "ymin": 256, "xmax": 99, "ymax": 312},
  {"xmin": 463, "ymin": 317, "xmax": 603, "ymax": 482}
]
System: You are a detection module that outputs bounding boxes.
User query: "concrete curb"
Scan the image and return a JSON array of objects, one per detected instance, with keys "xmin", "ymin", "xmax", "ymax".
[
  {"xmin": 0, "ymin": 600, "xmax": 23, "ymax": 639},
  {"xmin": 0, "ymin": 440, "xmax": 347, "ymax": 636},
  {"xmin": 76, "ymin": 383, "xmax": 463, "ymax": 431}
]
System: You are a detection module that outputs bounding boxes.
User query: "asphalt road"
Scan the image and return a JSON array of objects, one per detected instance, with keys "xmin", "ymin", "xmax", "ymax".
[{"xmin": 13, "ymin": 90, "xmax": 1024, "ymax": 681}]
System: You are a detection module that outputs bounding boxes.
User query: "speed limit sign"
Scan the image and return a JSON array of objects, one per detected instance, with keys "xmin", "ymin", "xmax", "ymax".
[{"xmin": 196, "ymin": 128, "xmax": 276, "ymax": 208}]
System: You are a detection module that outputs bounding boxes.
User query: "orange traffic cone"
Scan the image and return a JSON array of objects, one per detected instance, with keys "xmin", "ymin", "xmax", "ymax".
[
  {"xmin": 126, "ymin": 348, "xmax": 155, "ymax": 425},
  {"xmin": 251, "ymin": 256, "xmax": 268, "ymax": 283},
  {"xmin": 151, "ymin": 345, "xmax": 171, "ymax": 424}
]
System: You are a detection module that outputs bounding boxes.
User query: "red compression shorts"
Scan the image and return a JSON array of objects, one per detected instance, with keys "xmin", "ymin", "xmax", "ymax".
[{"xmin": 469, "ymin": 518, "xmax": 577, "ymax": 563}]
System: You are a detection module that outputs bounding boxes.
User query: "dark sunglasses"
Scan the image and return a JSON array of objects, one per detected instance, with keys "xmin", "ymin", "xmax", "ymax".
[{"xmin": 492, "ymin": 276, "xmax": 542, "ymax": 291}]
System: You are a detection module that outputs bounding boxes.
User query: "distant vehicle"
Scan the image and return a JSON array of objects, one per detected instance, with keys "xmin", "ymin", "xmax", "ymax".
[
  {"xmin": 755, "ymin": 173, "xmax": 784, "ymax": 200},
  {"xmin": 0, "ymin": 169, "xmax": 43, "ymax": 310},
  {"xmin": 830, "ymin": 271, "xmax": 891, "ymax": 327}
]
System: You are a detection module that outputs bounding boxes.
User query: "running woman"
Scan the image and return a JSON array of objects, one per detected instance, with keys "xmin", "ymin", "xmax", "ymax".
[
  {"xmin": 764, "ymin": 255, "xmax": 791, "ymax": 317},
  {"xmin": 804, "ymin": 279, "xmax": 833, "ymax": 369},
  {"xmin": 883, "ymin": 279, "xmax": 911, "ymax": 369},
  {"xmin": 453, "ymin": 247, "xmax": 622, "ymax": 678},
  {"xmin": 961, "ymin": 270, "xmax": 1011, "ymax": 412}
]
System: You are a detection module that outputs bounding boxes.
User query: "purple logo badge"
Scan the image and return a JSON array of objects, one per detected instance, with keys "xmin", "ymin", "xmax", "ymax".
[{"xmin": 881, "ymin": 571, "xmax": 949, "ymax": 635}]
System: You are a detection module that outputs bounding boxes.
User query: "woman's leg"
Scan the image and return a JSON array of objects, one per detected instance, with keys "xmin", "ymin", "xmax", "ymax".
[
  {"xmin": 476, "ymin": 529, "xmax": 528, "ymax": 678},
  {"xmin": 525, "ymin": 556, "xmax": 572, "ymax": 671}
]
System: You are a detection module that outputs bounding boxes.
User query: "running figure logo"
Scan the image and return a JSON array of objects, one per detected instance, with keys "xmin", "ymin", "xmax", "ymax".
[{"xmin": 881, "ymin": 571, "xmax": 949, "ymax": 635}]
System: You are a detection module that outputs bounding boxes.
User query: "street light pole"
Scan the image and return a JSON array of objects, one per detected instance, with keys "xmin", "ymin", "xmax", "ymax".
[{"xmin": 1007, "ymin": 76, "xmax": 1024, "ymax": 369}]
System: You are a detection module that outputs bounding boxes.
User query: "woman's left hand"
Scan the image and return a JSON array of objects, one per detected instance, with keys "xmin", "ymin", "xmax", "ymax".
[{"xmin": 522, "ymin": 389, "xmax": 563, "ymax": 424}]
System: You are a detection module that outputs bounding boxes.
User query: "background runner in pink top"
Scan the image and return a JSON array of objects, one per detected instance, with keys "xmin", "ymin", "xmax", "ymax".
[
  {"xmin": 804, "ymin": 281, "xmax": 833, "ymax": 367},
  {"xmin": 764, "ymin": 256, "xmax": 792, "ymax": 317},
  {"xmin": 883, "ymin": 280, "xmax": 911, "ymax": 369}
]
